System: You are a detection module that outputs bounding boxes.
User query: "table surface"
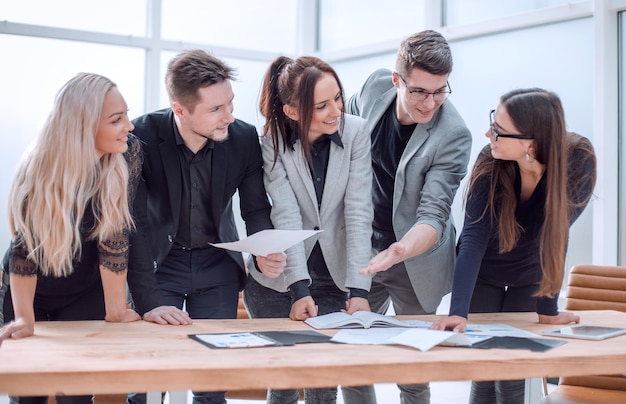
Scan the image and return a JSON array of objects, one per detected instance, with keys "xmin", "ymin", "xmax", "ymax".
[{"xmin": 1, "ymin": 310, "xmax": 625, "ymax": 396}]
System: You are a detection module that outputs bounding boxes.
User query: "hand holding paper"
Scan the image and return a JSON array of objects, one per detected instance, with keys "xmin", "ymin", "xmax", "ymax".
[
  {"xmin": 255, "ymin": 252, "xmax": 287, "ymax": 278},
  {"xmin": 209, "ymin": 229, "xmax": 322, "ymax": 256}
]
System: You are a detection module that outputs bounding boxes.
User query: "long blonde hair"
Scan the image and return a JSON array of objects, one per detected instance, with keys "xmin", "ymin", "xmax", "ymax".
[{"xmin": 8, "ymin": 73, "xmax": 134, "ymax": 277}]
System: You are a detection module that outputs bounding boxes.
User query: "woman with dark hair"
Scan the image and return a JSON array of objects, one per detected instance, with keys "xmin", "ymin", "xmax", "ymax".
[
  {"xmin": 243, "ymin": 55, "xmax": 374, "ymax": 404},
  {"xmin": 431, "ymin": 88, "xmax": 597, "ymax": 404}
]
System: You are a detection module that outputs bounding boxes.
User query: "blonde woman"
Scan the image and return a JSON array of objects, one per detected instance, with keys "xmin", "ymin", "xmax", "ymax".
[{"xmin": 1, "ymin": 73, "xmax": 141, "ymax": 404}]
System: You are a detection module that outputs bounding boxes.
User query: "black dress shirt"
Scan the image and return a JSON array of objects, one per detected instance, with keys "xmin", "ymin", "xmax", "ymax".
[{"xmin": 173, "ymin": 126, "xmax": 218, "ymax": 249}]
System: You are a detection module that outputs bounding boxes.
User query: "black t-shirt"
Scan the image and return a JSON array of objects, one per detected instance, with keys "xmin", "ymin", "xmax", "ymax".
[{"xmin": 370, "ymin": 101, "xmax": 416, "ymax": 250}]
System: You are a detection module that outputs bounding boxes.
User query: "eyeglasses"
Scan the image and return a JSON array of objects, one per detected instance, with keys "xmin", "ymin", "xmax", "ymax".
[
  {"xmin": 398, "ymin": 74, "xmax": 451, "ymax": 103},
  {"xmin": 489, "ymin": 110, "xmax": 532, "ymax": 141}
]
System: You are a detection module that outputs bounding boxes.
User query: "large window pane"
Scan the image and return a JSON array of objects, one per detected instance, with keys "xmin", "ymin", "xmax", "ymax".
[
  {"xmin": 161, "ymin": 0, "xmax": 297, "ymax": 54},
  {"xmin": 617, "ymin": 11, "xmax": 626, "ymax": 265},
  {"xmin": 0, "ymin": 0, "xmax": 146, "ymax": 36},
  {"xmin": 320, "ymin": 0, "xmax": 425, "ymax": 51},
  {"xmin": 444, "ymin": 0, "xmax": 571, "ymax": 26},
  {"xmin": 334, "ymin": 53, "xmax": 397, "ymax": 97},
  {"xmin": 0, "ymin": 34, "xmax": 145, "ymax": 250}
]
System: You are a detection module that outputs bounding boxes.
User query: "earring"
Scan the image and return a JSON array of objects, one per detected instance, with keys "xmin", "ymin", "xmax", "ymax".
[{"xmin": 526, "ymin": 152, "xmax": 535, "ymax": 163}]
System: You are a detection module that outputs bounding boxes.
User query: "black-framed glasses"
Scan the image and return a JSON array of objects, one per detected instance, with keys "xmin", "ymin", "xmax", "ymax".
[
  {"xmin": 398, "ymin": 74, "xmax": 451, "ymax": 103},
  {"xmin": 489, "ymin": 110, "xmax": 532, "ymax": 141}
]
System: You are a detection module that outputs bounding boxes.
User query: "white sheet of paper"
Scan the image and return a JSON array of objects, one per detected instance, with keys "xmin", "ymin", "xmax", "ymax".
[
  {"xmin": 465, "ymin": 323, "xmax": 539, "ymax": 338},
  {"xmin": 331, "ymin": 328, "xmax": 408, "ymax": 345},
  {"xmin": 387, "ymin": 328, "xmax": 460, "ymax": 351},
  {"xmin": 331, "ymin": 328, "xmax": 456, "ymax": 351},
  {"xmin": 331, "ymin": 328, "xmax": 493, "ymax": 351},
  {"xmin": 209, "ymin": 229, "xmax": 322, "ymax": 256}
]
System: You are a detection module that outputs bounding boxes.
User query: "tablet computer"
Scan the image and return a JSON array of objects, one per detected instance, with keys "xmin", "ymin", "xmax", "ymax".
[{"xmin": 542, "ymin": 325, "xmax": 626, "ymax": 340}]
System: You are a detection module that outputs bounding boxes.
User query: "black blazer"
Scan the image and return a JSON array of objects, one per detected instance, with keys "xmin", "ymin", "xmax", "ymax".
[{"xmin": 127, "ymin": 108, "xmax": 272, "ymax": 315}]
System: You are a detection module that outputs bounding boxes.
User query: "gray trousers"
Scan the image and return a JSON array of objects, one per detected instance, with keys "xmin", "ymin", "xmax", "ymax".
[
  {"xmin": 341, "ymin": 261, "xmax": 433, "ymax": 404},
  {"xmin": 244, "ymin": 269, "xmax": 346, "ymax": 404}
]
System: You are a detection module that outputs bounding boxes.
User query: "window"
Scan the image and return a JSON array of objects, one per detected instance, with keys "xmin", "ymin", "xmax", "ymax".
[
  {"xmin": 161, "ymin": 0, "xmax": 297, "ymax": 54},
  {"xmin": 443, "ymin": 0, "xmax": 572, "ymax": 26},
  {"xmin": 0, "ymin": 34, "xmax": 145, "ymax": 186},
  {"xmin": 319, "ymin": 0, "xmax": 425, "ymax": 51},
  {"xmin": 1, "ymin": 0, "xmax": 146, "ymax": 36}
]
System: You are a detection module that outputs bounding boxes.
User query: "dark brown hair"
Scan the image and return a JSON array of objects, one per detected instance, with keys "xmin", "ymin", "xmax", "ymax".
[
  {"xmin": 395, "ymin": 30, "xmax": 452, "ymax": 78},
  {"xmin": 166, "ymin": 49, "xmax": 236, "ymax": 112},
  {"xmin": 259, "ymin": 55, "xmax": 345, "ymax": 164},
  {"xmin": 466, "ymin": 88, "xmax": 592, "ymax": 297}
]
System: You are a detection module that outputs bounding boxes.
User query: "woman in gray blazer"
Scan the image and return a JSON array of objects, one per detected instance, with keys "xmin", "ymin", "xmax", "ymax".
[{"xmin": 244, "ymin": 56, "xmax": 374, "ymax": 404}]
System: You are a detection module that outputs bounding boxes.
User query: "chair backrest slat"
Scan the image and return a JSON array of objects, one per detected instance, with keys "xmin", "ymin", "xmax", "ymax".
[{"xmin": 559, "ymin": 265, "xmax": 626, "ymax": 391}]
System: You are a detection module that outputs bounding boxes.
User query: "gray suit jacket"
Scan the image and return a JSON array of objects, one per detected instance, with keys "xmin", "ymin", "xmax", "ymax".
[
  {"xmin": 248, "ymin": 114, "xmax": 374, "ymax": 293},
  {"xmin": 346, "ymin": 69, "xmax": 472, "ymax": 312}
]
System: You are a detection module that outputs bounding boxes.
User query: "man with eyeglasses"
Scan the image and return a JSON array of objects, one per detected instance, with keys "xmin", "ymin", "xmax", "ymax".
[{"xmin": 341, "ymin": 30, "xmax": 472, "ymax": 404}]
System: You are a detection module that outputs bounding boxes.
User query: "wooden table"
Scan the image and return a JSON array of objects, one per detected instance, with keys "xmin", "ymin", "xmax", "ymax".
[{"xmin": 1, "ymin": 310, "xmax": 625, "ymax": 397}]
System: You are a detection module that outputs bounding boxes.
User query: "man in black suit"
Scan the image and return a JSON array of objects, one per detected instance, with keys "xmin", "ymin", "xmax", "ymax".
[{"xmin": 127, "ymin": 49, "xmax": 286, "ymax": 404}]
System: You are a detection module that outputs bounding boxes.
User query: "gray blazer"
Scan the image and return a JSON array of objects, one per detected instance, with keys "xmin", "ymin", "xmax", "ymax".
[
  {"xmin": 248, "ymin": 114, "xmax": 374, "ymax": 293},
  {"xmin": 346, "ymin": 69, "xmax": 472, "ymax": 312}
]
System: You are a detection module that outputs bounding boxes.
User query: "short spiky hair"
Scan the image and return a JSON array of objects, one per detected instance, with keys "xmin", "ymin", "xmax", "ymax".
[
  {"xmin": 165, "ymin": 49, "xmax": 236, "ymax": 110},
  {"xmin": 395, "ymin": 30, "xmax": 453, "ymax": 77}
]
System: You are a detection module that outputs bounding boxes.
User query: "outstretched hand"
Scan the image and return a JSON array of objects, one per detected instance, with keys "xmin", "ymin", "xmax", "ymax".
[{"xmin": 359, "ymin": 242, "xmax": 407, "ymax": 275}]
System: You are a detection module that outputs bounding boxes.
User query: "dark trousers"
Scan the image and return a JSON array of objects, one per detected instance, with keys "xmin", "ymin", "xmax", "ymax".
[
  {"xmin": 244, "ymin": 265, "xmax": 347, "ymax": 404},
  {"xmin": 128, "ymin": 247, "xmax": 240, "ymax": 404},
  {"xmin": 156, "ymin": 247, "xmax": 240, "ymax": 319},
  {"xmin": 4, "ymin": 277, "xmax": 105, "ymax": 404},
  {"xmin": 468, "ymin": 276, "xmax": 538, "ymax": 404},
  {"xmin": 341, "ymin": 261, "xmax": 431, "ymax": 404},
  {"xmin": 4, "ymin": 276, "xmax": 106, "ymax": 323},
  {"xmin": 9, "ymin": 396, "xmax": 93, "ymax": 404},
  {"xmin": 0, "ymin": 269, "xmax": 7, "ymax": 326}
]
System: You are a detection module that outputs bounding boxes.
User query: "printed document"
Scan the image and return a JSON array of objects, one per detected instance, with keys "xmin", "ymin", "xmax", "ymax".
[
  {"xmin": 304, "ymin": 311, "xmax": 431, "ymax": 329},
  {"xmin": 330, "ymin": 328, "xmax": 492, "ymax": 351},
  {"xmin": 210, "ymin": 229, "xmax": 322, "ymax": 256}
]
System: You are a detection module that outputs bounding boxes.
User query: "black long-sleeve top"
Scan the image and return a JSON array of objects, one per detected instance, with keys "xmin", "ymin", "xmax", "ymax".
[
  {"xmin": 449, "ymin": 138, "xmax": 596, "ymax": 318},
  {"xmin": 7, "ymin": 136, "xmax": 142, "ymax": 298}
]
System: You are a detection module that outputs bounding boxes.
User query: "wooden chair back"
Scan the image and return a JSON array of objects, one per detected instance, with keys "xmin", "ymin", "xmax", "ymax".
[
  {"xmin": 543, "ymin": 265, "xmax": 626, "ymax": 403},
  {"xmin": 564, "ymin": 264, "xmax": 626, "ymax": 312}
]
